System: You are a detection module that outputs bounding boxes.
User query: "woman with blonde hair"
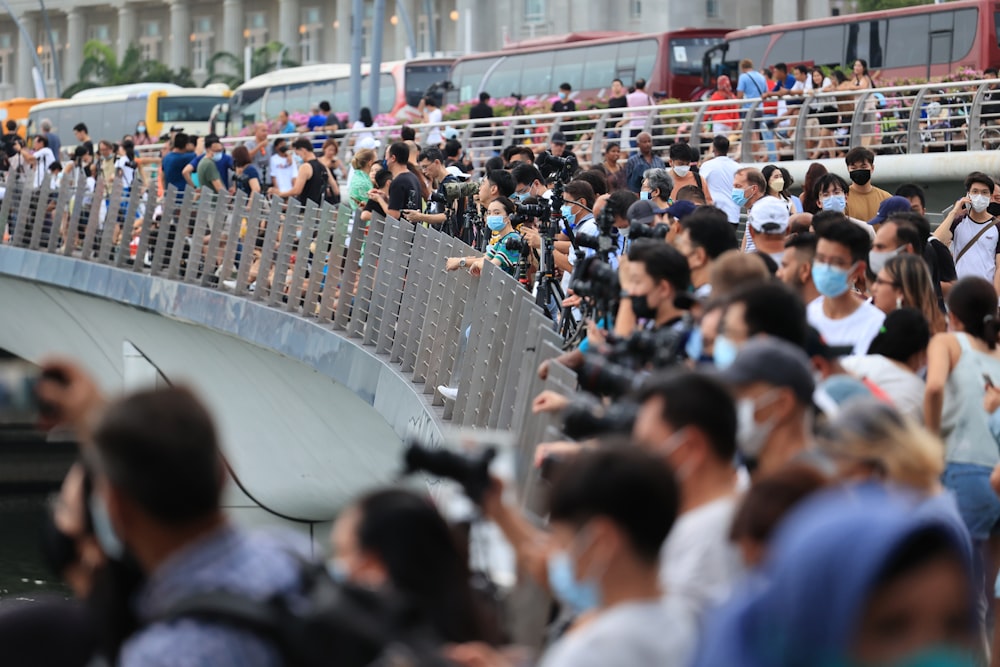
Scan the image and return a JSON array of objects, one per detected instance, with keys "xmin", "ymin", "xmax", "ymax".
[
  {"xmin": 347, "ymin": 148, "xmax": 376, "ymax": 210},
  {"xmin": 870, "ymin": 252, "xmax": 946, "ymax": 333},
  {"xmin": 817, "ymin": 400, "xmax": 944, "ymax": 495}
]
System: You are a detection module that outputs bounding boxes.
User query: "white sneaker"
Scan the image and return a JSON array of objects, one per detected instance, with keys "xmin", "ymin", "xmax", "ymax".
[{"xmin": 437, "ymin": 385, "xmax": 458, "ymax": 401}]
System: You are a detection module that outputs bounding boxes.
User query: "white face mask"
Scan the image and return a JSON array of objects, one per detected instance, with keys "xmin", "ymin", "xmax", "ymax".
[
  {"xmin": 970, "ymin": 193, "xmax": 990, "ymax": 213},
  {"xmin": 868, "ymin": 245, "xmax": 903, "ymax": 276},
  {"xmin": 673, "ymin": 165, "xmax": 691, "ymax": 178},
  {"xmin": 736, "ymin": 390, "xmax": 781, "ymax": 461}
]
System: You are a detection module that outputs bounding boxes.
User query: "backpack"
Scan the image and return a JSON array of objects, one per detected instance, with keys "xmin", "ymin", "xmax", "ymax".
[{"xmin": 157, "ymin": 563, "xmax": 452, "ymax": 667}]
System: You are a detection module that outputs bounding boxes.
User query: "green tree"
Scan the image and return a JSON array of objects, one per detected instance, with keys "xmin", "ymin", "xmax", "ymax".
[
  {"xmin": 856, "ymin": 0, "xmax": 931, "ymax": 11},
  {"xmin": 205, "ymin": 41, "xmax": 298, "ymax": 89},
  {"xmin": 63, "ymin": 40, "xmax": 196, "ymax": 97}
]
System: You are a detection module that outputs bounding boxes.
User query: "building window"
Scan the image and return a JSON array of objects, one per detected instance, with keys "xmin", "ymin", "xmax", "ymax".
[
  {"xmin": 245, "ymin": 11, "xmax": 268, "ymax": 51},
  {"xmin": 300, "ymin": 7, "xmax": 321, "ymax": 64},
  {"xmin": 416, "ymin": 14, "xmax": 429, "ymax": 54},
  {"xmin": 192, "ymin": 17, "xmax": 213, "ymax": 74},
  {"xmin": 525, "ymin": 0, "xmax": 545, "ymax": 23},
  {"xmin": 139, "ymin": 21, "xmax": 161, "ymax": 61},
  {"xmin": 361, "ymin": 19, "xmax": 370, "ymax": 59},
  {"xmin": 706, "ymin": 0, "xmax": 720, "ymax": 18},
  {"xmin": 88, "ymin": 24, "xmax": 110, "ymax": 44},
  {"xmin": 629, "ymin": 0, "xmax": 642, "ymax": 18},
  {"xmin": 36, "ymin": 29, "xmax": 60, "ymax": 86}
]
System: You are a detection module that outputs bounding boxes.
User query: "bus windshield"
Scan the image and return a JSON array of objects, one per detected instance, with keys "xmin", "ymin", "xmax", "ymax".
[
  {"xmin": 670, "ymin": 36, "xmax": 725, "ymax": 77},
  {"xmin": 405, "ymin": 63, "xmax": 453, "ymax": 107},
  {"xmin": 157, "ymin": 96, "xmax": 228, "ymax": 123}
]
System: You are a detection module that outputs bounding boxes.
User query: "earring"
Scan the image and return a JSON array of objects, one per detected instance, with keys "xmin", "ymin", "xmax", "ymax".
[{"xmin": 895, "ymin": 296, "xmax": 903, "ymax": 310}]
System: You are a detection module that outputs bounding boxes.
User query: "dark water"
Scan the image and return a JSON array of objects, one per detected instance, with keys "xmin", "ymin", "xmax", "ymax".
[{"xmin": 0, "ymin": 493, "xmax": 68, "ymax": 604}]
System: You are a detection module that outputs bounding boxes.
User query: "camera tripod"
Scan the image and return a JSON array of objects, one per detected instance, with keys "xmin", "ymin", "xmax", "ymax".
[{"xmin": 529, "ymin": 226, "xmax": 578, "ymax": 343}]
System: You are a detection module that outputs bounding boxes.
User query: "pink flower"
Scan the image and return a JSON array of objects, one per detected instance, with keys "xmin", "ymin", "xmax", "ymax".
[{"xmin": 445, "ymin": 104, "xmax": 460, "ymax": 113}]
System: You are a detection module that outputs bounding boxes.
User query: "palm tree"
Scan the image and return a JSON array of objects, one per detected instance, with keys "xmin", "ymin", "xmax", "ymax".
[
  {"xmin": 62, "ymin": 40, "xmax": 196, "ymax": 97},
  {"xmin": 205, "ymin": 41, "xmax": 299, "ymax": 89}
]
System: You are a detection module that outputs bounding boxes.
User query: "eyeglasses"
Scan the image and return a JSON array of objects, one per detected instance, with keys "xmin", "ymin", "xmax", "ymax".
[{"xmin": 873, "ymin": 276, "xmax": 900, "ymax": 289}]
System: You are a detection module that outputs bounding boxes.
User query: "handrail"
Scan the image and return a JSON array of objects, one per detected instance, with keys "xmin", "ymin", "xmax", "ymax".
[{"xmin": 0, "ymin": 167, "xmax": 575, "ymax": 499}]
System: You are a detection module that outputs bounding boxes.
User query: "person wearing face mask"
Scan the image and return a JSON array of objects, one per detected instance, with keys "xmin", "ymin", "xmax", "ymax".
[
  {"xmin": 714, "ymin": 282, "xmax": 809, "ymax": 371},
  {"xmin": 614, "ymin": 239, "xmax": 691, "ymax": 338},
  {"xmin": 632, "ymin": 372, "xmax": 744, "ymax": 624},
  {"xmin": 807, "ymin": 216, "xmax": 885, "ymax": 355},
  {"xmin": 813, "ymin": 174, "xmax": 876, "ymax": 242},
  {"xmin": 869, "ymin": 253, "xmax": 945, "ymax": 334},
  {"xmin": 843, "ymin": 146, "xmax": 891, "ymax": 222},
  {"xmin": 719, "ymin": 336, "xmax": 819, "ymax": 479},
  {"xmin": 933, "ymin": 172, "xmax": 1000, "ymax": 286},
  {"xmin": 666, "ymin": 143, "xmax": 712, "ymax": 204},
  {"xmin": 511, "ymin": 163, "xmax": 549, "ymax": 202},
  {"xmin": 536, "ymin": 448, "xmax": 698, "ymax": 667},
  {"xmin": 192, "ymin": 135, "xmax": 226, "ymax": 194},
  {"xmin": 638, "ymin": 166, "xmax": 672, "ymax": 208},
  {"xmin": 674, "ymin": 206, "xmax": 740, "ymax": 300},
  {"xmin": 553, "ymin": 180, "xmax": 599, "ymax": 284},
  {"xmin": 762, "ymin": 164, "xmax": 800, "ymax": 213},
  {"xmin": 744, "ymin": 196, "xmax": 791, "ymax": 266},
  {"xmin": 445, "ymin": 197, "xmax": 521, "ymax": 277},
  {"xmin": 270, "ymin": 138, "xmax": 329, "ymax": 206},
  {"xmin": 731, "ymin": 167, "xmax": 767, "ymax": 252}
]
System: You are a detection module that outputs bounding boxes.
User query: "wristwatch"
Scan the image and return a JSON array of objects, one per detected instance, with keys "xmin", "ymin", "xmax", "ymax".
[{"xmin": 459, "ymin": 258, "xmax": 467, "ymax": 268}]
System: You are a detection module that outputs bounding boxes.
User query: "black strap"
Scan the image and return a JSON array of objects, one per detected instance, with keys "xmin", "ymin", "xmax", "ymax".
[
  {"xmin": 955, "ymin": 219, "xmax": 999, "ymax": 265},
  {"xmin": 693, "ymin": 170, "xmax": 703, "ymax": 193}
]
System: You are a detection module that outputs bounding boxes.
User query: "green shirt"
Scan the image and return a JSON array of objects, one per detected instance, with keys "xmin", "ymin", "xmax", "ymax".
[
  {"xmin": 196, "ymin": 156, "xmax": 222, "ymax": 193},
  {"xmin": 348, "ymin": 170, "xmax": 372, "ymax": 210},
  {"xmin": 485, "ymin": 231, "xmax": 521, "ymax": 276}
]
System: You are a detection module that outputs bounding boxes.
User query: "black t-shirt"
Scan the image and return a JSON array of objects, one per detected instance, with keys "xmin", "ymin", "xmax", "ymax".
[
  {"xmin": 365, "ymin": 198, "xmax": 385, "ymax": 217},
  {"xmin": 325, "ymin": 113, "xmax": 342, "ymax": 131},
  {"xmin": 552, "ymin": 100, "xmax": 576, "ymax": 114},
  {"xmin": 388, "ymin": 171, "xmax": 421, "ymax": 213},
  {"xmin": 608, "ymin": 96, "xmax": 628, "ymax": 109},
  {"xmin": 469, "ymin": 102, "xmax": 494, "ymax": 138},
  {"xmin": 925, "ymin": 238, "xmax": 958, "ymax": 310}
]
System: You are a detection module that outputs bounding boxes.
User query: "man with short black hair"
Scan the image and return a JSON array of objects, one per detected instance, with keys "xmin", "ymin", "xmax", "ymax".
[
  {"xmin": 808, "ymin": 215, "xmax": 885, "ymax": 355},
  {"xmin": 386, "ymin": 142, "xmax": 421, "ymax": 220},
  {"xmin": 538, "ymin": 448, "xmax": 697, "ymax": 667},
  {"xmin": 885, "ymin": 210, "xmax": 957, "ymax": 306},
  {"xmin": 77, "ymin": 383, "xmax": 306, "ymax": 667},
  {"xmin": 933, "ymin": 171, "xmax": 1000, "ymax": 287},
  {"xmin": 667, "ymin": 143, "xmax": 712, "ymax": 204},
  {"xmin": 469, "ymin": 92, "xmax": 495, "ymax": 169},
  {"xmin": 777, "ymin": 232, "xmax": 820, "ymax": 304},
  {"xmin": 477, "ymin": 168, "xmax": 515, "ymax": 209},
  {"xmin": 895, "ymin": 183, "xmax": 927, "ymax": 216},
  {"xmin": 162, "ymin": 132, "xmax": 195, "ymax": 193},
  {"xmin": 194, "ymin": 135, "xmax": 226, "ymax": 194},
  {"xmin": 403, "ymin": 147, "xmax": 455, "ymax": 226},
  {"xmin": 19, "ymin": 134, "xmax": 55, "ymax": 188},
  {"xmin": 675, "ymin": 206, "xmax": 739, "ymax": 299},
  {"xmin": 511, "ymin": 163, "xmax": 547, "ymax": 201},
  {"xmin": 843, "ymin": 146, "xmax": 890, "ymax": 221},
  {"xmin": 699, "ymin": 135, "xmax": 740, "ymax": 223},
  {"xmin": 717, "ymin": 283, "xmax": 809, "ymax": 365},
  {"xmin": 72, "ymin": 123, "xmax": 93, "ymax": 157},
  {"xmin": 633, "ymin": 371, "xmax": 743, "ymax": 623},
  {"xmin": 618, "ymin": 238, "xmax": 691, "ymax": 333}
]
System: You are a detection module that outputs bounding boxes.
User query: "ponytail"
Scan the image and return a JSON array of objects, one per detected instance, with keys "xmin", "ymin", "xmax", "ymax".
[
  {"xmin": 946, "ymin": 277, "xmax": 1000, "ymax": 349},
  {"xmin": 985, "ymin": 313, "xmax": 1000, "ymax": 350}
]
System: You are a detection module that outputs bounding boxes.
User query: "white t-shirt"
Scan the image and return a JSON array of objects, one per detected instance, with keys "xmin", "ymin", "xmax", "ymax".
[
  {"xmin": 841, "ymin": 354, "xmax": 925, "ymax": 422},
  {"xmin": 425, "ymin": 108, "xmax": 443, "ymax": 145},
  {"xmin": 699, "ymin": 155, "xmax": 740, "ymax": 223},
  {"xmin": 807, "ymin": 296, "xmax": 886, "ymax": 356},
  {"xmin": 659, "ymin": 495, "xmax": 744, "ymax": 624},
  {"xmin": 351, "ymin": 121, "xmax": 375, "ymax": 144},
  {"xmin": 539, "ymin": 596, "xmax": 697, "ymax": 667},
  {"xmin": 31, "ymin": 147, "xmax": 55, "ymax": 188},
  {"xmin": 115, "ymin": 155, "xmax": 137, "ymax": 188},
  {"xmin": 268, "ymin": 153, "xmax": 297, "ymax": 192},
  {"xmin": 951, "ymin": 217, "xmax": 999, "ymax": 283}
]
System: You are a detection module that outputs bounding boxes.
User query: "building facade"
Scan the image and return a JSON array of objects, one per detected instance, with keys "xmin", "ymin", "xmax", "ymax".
[{"xmin": 1, "ymin": 0, "xmax": 838, "ymax": 98}]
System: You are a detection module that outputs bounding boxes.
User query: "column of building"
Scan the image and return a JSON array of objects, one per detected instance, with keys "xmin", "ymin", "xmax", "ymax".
[
  {"xmin": 16, "ymin": 14, "xmax": 36, "ymax": 97},
  {"xmin": 65, "ymin": 8, "xmax": 84, "ymax": 88},
  {"xmin": 117, "ymin": 4, "xmax": 137, "ymax": 61},
  {"xmin": 169, "ymin": 0, "xmax": 190, "ymax": 71},
  {"xmin": 222, "ymin": 0, "xmax": 242, "ymax": 71},
  {"xmin": 278, "ymin": 0, "xmax": 299, "ymax": 57}
]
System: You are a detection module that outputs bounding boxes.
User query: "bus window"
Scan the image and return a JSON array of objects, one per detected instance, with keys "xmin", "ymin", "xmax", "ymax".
[
  {"xmin": 284, "ymin": 83, "xmax": 312, "ymax": 115},
  {"xmin": 522, "ymin": 51, "xmax": 554, "ymax": 96},
  {"xmin": 952, "ymin": 9, "xmax": 978, "ymax": 61},
  {"xmin": 847, "ymin": 20, "xmax": 887, "ymax": 68},
  {"xmin": 234, "ymin": 88, "xmax": 265, "ymax": 126},
  {"xmin": 264, "ymin": 86, "xmax": 285, "ymax": 118},
  {"xmin": 803, "ymin": 26, "xmax": 845, "ymax": 67},
  {"xmin": 617, "ymin": 40, "xmax": 641, "ymax": 84},
  {"xmin": 552, "ymin": 48, "xmax": 584, "ymax": 92},
  {"xmin": 453, "ymin": 59, "xmax": 491, "ymax": 102},
  {"xmin": 157, "ymin": 96, "xmax": 224, "ymax": 123},
  {"xmin": 332, "ymin": 81, "xmax": 352, "ymax": 117},
  {"xmin": 489, "ymin": 55, "xmax": 525, "ymax": 97},
  {"xmin": 726, "ymin": 34, "xmax": 770, "ymax": 68},
  {"xmin": 886, "ymin": 14, "xmax": 930, "ymax": 67},
  {"xmin": 582, "ymin": 44, "xmax": 616, "ymax": 89},
  {"xmin": 635, "ymin": 39, "xmax": 657, "ymax": 81},
  {"xmin": 404, "ymin": 63, "xmax": 451, "ymax": 106},
  {"xmin": 669, "ymin": 37, "xmax": 722, "ymax": 77},
  {"xmin": 768, "ymin": 31, "xmax": 803, "ymax": 66}
]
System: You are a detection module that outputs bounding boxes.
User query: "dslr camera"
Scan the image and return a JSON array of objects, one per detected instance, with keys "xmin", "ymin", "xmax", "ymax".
[{"xmin": 442, "ymin": 180, "xmax": 480, "ymax": 205}]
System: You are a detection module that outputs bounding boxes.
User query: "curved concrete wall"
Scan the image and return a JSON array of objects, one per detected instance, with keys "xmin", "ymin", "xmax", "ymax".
[{"xmin": 0, "ymin": 247, "xmax": 444, "ymax": 523}]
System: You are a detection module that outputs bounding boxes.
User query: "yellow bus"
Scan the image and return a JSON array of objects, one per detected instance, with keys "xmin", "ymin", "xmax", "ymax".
[{"xmin": 28, "ymin": 83, "xmax": 231, "ymax": 148}]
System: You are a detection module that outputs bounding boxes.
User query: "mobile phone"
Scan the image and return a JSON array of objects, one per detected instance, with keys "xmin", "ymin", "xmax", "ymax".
[{"xmin": 984, "ymin": 373, "xmax": 994, "ymax": 389}]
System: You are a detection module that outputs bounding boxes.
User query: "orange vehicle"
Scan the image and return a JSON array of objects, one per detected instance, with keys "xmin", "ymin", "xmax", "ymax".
[{"xmin": 0, "ymin": 98, "xmax": 55, "ymax": 138}]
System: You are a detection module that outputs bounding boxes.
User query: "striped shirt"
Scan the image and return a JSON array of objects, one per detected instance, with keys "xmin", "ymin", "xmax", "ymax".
[
  {"xmin": 486, "ymin": 231, "xmax": 521, "ymax": 276},
  {"xmin": 625, "ymin": 153, "xmax": 665, "ymax": 193}
]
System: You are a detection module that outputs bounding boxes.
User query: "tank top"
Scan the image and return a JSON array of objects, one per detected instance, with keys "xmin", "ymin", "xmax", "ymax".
[
  {"xmin": 941, "ymin": 332, "xmax": 1000, "ymax": 467},
  {"xmin": 297, "ymin": 159, "xmax": 328, "ymax": 206}
]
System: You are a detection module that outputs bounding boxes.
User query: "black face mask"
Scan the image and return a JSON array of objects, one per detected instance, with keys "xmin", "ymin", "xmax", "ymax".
[
  {"xmin": 849, "ymin": 169, "xmax": 872, "ymax": 186},
  {"xmin": 988, "ymin": 202, "xmax": 1000, "ymax": 217},
  {"xmin": 631, "ymin": 294, "xmax": 657, "ymax": 320}
]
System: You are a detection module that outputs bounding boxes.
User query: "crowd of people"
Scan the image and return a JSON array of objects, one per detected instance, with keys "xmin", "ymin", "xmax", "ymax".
[{"xmin": 8, "ymin": 73, "xmax": 1000, "ymax": 667}]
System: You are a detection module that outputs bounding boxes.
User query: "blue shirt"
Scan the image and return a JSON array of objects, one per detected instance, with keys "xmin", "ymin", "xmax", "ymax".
[
  {"xmin": 121, "ymin": 524, "xmax": 306, "ymax": 667},
  {"xmin": 625, "ymin": 152, "xmax": 665, "ymax": 193},
  {"xmin": 189, "ymin": 153, "xmax": 234, "ymax": 189},
  {"xmin": 162, "ymin": 151, "xmax": 195, "ymax": 192},
  {"xmin": 736, "ymin": 70, "xmax": 769, "ymax": 110}
]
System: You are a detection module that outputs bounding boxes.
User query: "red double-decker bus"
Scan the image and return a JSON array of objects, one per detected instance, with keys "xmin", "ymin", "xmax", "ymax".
[
  {"xmin": 448, "ymin": 29, "xmax": 730, "ymax": 104},
  {"xmin": 703, "ymin": 0, "xmax": 1000, "ymax": 83}
]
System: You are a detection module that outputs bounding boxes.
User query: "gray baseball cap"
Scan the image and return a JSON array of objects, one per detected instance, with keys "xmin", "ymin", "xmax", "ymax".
[{"xmin": 719, "ymin": 336, "xmax": 815, "ymax": 405}]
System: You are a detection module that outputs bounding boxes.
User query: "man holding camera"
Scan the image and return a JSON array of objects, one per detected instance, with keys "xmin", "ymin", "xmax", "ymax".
[
  {"xmin": 385, "ymin": 142, "xmax": 422, "ymax": 221},
  {"xmin": 403, "ymin": 147, "xmax": 459, "ymax": 226}
]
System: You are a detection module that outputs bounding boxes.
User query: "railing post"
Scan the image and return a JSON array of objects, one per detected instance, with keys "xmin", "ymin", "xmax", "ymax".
[{"xmin": 908, "ymin": 88, "xmax": 931, "ymax": 155}]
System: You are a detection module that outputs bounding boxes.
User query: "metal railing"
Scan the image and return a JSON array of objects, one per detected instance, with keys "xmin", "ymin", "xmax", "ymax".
[
  {"xmin": 0, "ymin": 168, "xmax": 577, "ymax": 502},
  {"xmin": 126, "ymin": 78, "xmax": 1000, "ymax": 172}
]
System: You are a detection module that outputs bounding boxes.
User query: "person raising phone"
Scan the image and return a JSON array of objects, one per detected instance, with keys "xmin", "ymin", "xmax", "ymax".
[{"xmin": 933, "ymin": 172, "xmax": 1000, "ymax": 291}]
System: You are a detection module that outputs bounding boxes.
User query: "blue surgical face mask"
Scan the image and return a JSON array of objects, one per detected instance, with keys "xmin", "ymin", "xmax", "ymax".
[
  {"xmin": 822, "ymin": 194, "xmax": 847, "ymax": 212},
  {"xmin": 486, "ymin": 214, "xmax": 506, "ymax": 232},
  {"xmin": 812, "ymin": 261, "xmax": 855, "ymax": 298},
  {"xmin": 547, "ymin": 550, "xmax": 600, "ymax": 612},
  {"xmin": 89, "ymin": 493, "xmax": 125, "ymax": 560},
  {"xmin": 731, "ymin": 188, "xmax": 748, "ymax": 207},
  {"xmin": 561, "ymin": 204, "xmax": 575, "ymax": 226},
  {"xmin": 640, "ymin": 191, "xmax": 651, "ymax": 200},
  {"xmin": 212, "ymin": 152, "xmax": 223, "ymax": 162},
  {"xmin": 713, "ymin": 334, "xmax": 739, "ymax": 369},
  {"xmin": 325, "ymin": 558, "xmax": 350, "ymax": 583},
  {"xmin": 512, "ymin": 191, "xmax": 527, "ymax": 202},
  {"xmin": 136, "ymin": 125, "xmax": 146, "ymax": 133}
]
